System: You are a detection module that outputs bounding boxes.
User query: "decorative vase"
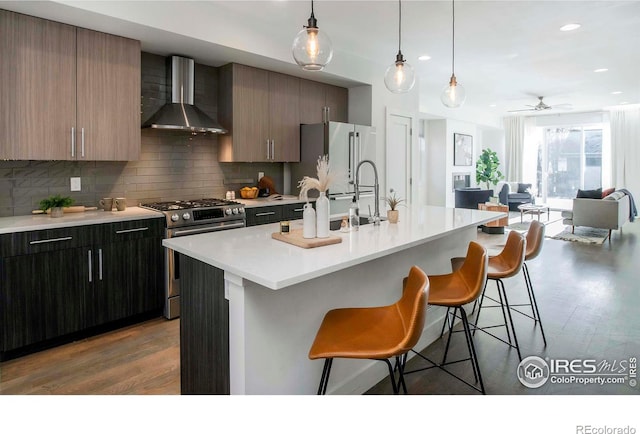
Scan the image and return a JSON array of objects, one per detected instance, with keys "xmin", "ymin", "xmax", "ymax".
[
  {"xmin": 315, "ymin": 191, "xmax": 330, "ymax": 238},
  {"xmin": 50, "ymin": 207, "xmax": 64, "ymax": 218},
  {"xmin": 303, "ymin": 202, "xmax": 316, "ymax": 239},
  {"xmin": 387, "ymin": 209, "xmax": 399, "ymax": 224}
]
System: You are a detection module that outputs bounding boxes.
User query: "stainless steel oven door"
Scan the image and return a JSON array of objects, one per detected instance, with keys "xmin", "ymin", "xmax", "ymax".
[{"xmin": 164, "ymin": 220, "xmax": 245, "ymax": 319}]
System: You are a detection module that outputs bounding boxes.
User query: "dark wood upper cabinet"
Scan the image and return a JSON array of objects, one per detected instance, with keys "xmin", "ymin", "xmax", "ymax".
[{"xmin": 0, "ymin": 9, "xmax": 141, "ymax": 161}]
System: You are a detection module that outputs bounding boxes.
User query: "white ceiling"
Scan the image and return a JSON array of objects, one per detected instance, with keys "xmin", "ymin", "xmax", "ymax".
[{"xmin": 3, "ymin": 0, "xmax": 640, "ymax": 117}]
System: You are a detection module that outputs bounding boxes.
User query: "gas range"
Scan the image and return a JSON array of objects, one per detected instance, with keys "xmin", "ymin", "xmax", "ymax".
[
  {"xmin": 140, "ymin": 198, "xmax": 245, "ymax": 229},
  {"xmin": 141, "ymin": 198, "xmax": 246, "ymax": 320}
]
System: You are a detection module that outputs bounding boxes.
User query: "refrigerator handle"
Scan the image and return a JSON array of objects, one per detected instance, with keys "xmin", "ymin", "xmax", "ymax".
[
  {"xmin": 348, "ymin": 131, "xmax": 355, "ymax": 184},
  {"xmin": 356, "ymin": 132, "xmax": 361, "ymax": 172}
]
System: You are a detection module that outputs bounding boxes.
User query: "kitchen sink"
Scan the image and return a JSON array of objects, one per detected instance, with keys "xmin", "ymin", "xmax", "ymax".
[{"xmin": 329, "ymin": 216, "xmax": 386, "ymax": 231}]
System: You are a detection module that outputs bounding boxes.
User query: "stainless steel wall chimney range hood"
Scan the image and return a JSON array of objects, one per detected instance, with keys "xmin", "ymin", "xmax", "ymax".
[{"xmin": 142, "ymin": 56, "xmax": 227, "ymax": 134}]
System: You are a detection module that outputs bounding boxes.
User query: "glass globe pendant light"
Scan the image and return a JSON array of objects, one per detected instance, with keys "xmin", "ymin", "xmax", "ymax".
[
  {"xmin": 440, "ymin": 0, "xmax": 466, "ymax": 107},
  {"xmin": 292, "ymin": 0, "xmax": 333, "ymax": 71},
  {"xmin": 384, "ymin": 0, "xmax": 415, "ymax": 93}
]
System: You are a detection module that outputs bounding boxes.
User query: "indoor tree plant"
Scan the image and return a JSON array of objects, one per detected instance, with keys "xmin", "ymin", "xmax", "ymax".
[
  {"xmin": 475, "ymin": 148, "xmax": 504, "ymax": 197},
  {"xmin": 39, "ymin": 194, "xmax": 74, "ymax": 218},
  {"xmin": 384, "ymin": 189, "xmax": 404, "ymax": 224}
]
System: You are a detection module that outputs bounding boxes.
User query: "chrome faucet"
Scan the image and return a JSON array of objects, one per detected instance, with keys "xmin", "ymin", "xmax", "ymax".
[{"xmin": 354, "ymin": 159, "xmax": 380, "ymax": 226}]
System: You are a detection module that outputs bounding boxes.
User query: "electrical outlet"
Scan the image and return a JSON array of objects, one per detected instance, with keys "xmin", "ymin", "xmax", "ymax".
[
  {"xmin": 70, "ymin": 177, "xmax": 81, "ymax": 192},
  {"xmin": 258, "ymin": 171, "xmax": 264, "ymax": 181}
]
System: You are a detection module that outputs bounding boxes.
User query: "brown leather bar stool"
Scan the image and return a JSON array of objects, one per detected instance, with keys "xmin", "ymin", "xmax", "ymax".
[
  {"xmin": 405, "ymin": 241, "xmax": 489, "ymax": 394},
  {"xmin": 511, "ymin": 220, "xmax": 547, "ymax": 345},
  {"xmin": 452, "ymin": 230, "xmax": 526, "ymax": 361},
  {"xmin": 308, "ymin": 266, "xmax": 429, "ymax": 394}
]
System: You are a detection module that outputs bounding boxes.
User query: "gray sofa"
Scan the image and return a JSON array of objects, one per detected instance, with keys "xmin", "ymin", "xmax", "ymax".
[{"xmin": 561, "ymin": 191, "xmax": 630, "ymax": 240}]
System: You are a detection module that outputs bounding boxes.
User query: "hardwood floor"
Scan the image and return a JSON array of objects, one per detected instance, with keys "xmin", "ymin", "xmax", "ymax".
[
  {"xmin": 1, "ymin": 217, "xmax": 638, "ymax": 395},
  {"xmin": 0, "ymin": 317, "xmax": 179, "ymax": 394}
]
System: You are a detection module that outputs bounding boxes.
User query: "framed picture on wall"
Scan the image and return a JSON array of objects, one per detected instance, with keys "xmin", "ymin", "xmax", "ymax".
[{"xmin": 454, "ymin": 133, "xmax": 473, "ymax": 166}]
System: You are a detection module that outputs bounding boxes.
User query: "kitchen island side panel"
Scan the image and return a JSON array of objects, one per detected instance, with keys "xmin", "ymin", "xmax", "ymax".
[{"xmin": 180, "ymin": 255, "xmax": 229, "ymax": 394}]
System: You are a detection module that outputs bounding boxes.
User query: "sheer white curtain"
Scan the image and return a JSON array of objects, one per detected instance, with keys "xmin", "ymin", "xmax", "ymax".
[
  {"xmin": 503, "ymin": 116, "xmax": 524, "ymax": 181},
  {"xmin": 610, "ymin": 107, "xmax": 640, "ymax": 196}
]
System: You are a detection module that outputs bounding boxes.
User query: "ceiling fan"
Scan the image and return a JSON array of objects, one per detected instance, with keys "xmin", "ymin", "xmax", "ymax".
[{"xmin": 508, "ymin": 96, "xmax": 572, "ymax": 113}]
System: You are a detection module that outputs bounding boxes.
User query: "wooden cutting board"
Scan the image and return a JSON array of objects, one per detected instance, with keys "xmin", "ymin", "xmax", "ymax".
[
  {"xmin": 271, "ymin": 229, "xmax": 342, "ymax": 249},
  {"xmin": 32, "ymin": 206, "xmax": 98, "ymax": 214}
]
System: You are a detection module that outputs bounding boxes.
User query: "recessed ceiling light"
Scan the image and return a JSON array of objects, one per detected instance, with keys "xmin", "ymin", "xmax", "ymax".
[
  {"xmin": 489, "ymin": 104, "xmax": 497, "ymax": 108},
  {"xmin": 611, "ymin": 91, "xmax": 623, "ymax": 95},
  {"xmin": 418, "ymin": 55, "xmax": 431, "ymax": 61},
  {"xmin": 594, "ymin": 68, "xmax": 608, "ymax": 73},
  {"xmin": 560, "ymin": 23, "xmax": 581, "ymax": 32}
]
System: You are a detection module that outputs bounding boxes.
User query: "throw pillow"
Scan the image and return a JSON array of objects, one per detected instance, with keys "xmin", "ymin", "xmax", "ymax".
[
  {"xmin": 576, "ymin": 188, "xmax": 602, "ymax": 199},
  {"xmin": 601, "ymin": 187, "xmax": 616, "ymax": 198},
  {"xmin": 517, "ymin": 183, "xmax": 532, "ymax": 193}
]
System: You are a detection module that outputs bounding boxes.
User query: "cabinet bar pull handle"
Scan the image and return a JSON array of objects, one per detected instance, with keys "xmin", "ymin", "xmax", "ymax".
[
  {"xmin": 293, "ymin": 208, "xmax": 304, "ymax": 212},
  {"xmin": 271, "ymin": 140, "xmax": 275, "ymax": 160},
  {"xmin": 81, "ymin": 128, "xmax": 85, "ymax": 158},
  {"xmin": 115, "ymin": 227, "xmax": 149, "ymax": 234},
  {"xmin": 98, "ymin": 248, "xmax": 103, "ymax": 281},
  {"xmin": 255, "ymin": 211, "xmax": 276, "ymax": 217},
  {"xmin": 29, "ymin": 236, "xmax": 73, "ymax": 245},
  {"xmin": 88, "ymin": 250, "xmax": 93, "ymax": 283},
  {"xmin": 71, "ymin": 127, "xmax": 75, "ymax": 157},
  {"xmin": 266, "ymin": 140, "xmax": 270, "ymax": 159}
]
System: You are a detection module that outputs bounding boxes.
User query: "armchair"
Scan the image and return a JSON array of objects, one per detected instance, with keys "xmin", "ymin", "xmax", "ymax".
[{"xmin": 498, "ymin": 182, "xmax": 534, "ymax": 211}]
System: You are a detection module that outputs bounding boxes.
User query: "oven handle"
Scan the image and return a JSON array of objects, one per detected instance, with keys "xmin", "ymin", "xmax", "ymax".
[{"xmin": 170, "ymin": 221, "xmax": 246, "ymax": 237}]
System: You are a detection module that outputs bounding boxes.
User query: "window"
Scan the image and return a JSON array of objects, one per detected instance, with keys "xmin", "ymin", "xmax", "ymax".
[{"xmin": 537, "ymin": 125, "xmax": 604, "ymax": 208}]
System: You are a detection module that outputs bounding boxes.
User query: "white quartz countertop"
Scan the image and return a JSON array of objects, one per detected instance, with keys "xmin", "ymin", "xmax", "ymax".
[
  {"xmin": 0, "ymin": 206, "xmax": 163, "ymax": 234},
  {"xmin": 235, "ymin": 195, "xmax": 310, "ymax": 208},
  {"xmin": 163, "ymin": 205, "xmax": 505, "ymax": 290}
]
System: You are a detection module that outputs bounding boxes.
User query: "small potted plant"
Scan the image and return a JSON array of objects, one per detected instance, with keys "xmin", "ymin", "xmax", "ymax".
[
  {"xmin": 39, "ymin": 194, "xmax": 74, "ymax": 218},
  {"xmin": 385, "ymin": 189, "xmax": 404, "ymax": 224}
]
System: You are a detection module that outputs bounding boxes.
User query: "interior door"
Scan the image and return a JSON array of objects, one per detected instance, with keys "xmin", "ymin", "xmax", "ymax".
[{"xmin": 386, "ymin": 113, "xmax": 413, "ymax": 204}]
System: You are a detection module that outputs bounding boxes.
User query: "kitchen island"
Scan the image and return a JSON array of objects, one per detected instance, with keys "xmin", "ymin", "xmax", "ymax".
[{"xmin": 163, "ymin": 205, "xmax": 504, "ymax": 394}]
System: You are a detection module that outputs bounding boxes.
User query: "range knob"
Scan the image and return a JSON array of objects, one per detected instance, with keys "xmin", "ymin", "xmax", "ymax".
[
  {"xmin": 171, "ymin": 213, "xmax": 180, "ymax": 222},
  {"xmin": 182, "ymin": 212, "xmax": 191, "ymax": 220},
  {"xmin": 232, "ymin": 208, "xmax": 239, "ymax": 214},
  {"xmin": 225, "ymin": 208, "xmax": 233, "ymax": 215},
  {"xmin": 239, "ymin": 207, "xmax": 245, "ymax": 213}
]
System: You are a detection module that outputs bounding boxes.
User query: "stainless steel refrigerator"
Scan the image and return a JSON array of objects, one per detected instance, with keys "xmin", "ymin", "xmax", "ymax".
[{"xmin": 291, "ymin": 121, "xmax": 377, "ymax": 215}]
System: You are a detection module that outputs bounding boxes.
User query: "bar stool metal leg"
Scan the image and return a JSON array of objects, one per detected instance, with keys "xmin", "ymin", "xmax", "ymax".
[{"xmin": 497, "ymin": 279, "xmax": 522, "ymax": 361}]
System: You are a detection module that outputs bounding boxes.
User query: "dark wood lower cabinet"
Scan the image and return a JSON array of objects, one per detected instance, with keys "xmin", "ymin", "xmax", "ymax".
[
  {"xmin": 89, "ymin": 237, "xmax": 163, "ymax": 326},
  {"xmin": 0, "ymin": 218, "xmax": 165, "ymax": 359},
  {"xmin": 1, "ymin": 248, "xmax": 87, "ymax": 351}
]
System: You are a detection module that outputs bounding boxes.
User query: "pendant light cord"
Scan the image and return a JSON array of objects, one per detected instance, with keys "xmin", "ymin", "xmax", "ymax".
[
  {"xmin": 398, "ymin": 0, "xmax": 402, "ymax": 53},
  {"xmin": 451, "ymin": 0, "xmax": 455, "ymax": 75}
]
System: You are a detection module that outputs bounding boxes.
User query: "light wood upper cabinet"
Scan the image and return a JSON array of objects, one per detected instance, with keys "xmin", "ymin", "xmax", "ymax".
[
  {"xmin": 76, "ymin": 28, "xmax": 141, "ymax": 161},
  {"xmin": 218, "ymin": 63, "xmax": 299, "ymax": 162},
  {"xmin": 0, "ymin": 10, "xmax": 141, "ymax": 161},
  {"xmin": 324, "ymin": 85, "xmax": 348, "ymax": 124},
  {"xmin": 299, "ymin": 78, "xmax": 348, "ymax": 124},
  {"xmin": 268, "ymin": 72, "xmax": 300, "ymax": 162},
  {"xmin": 0, "ymin": 10, "xmax": 76, "ymax": 160}
]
